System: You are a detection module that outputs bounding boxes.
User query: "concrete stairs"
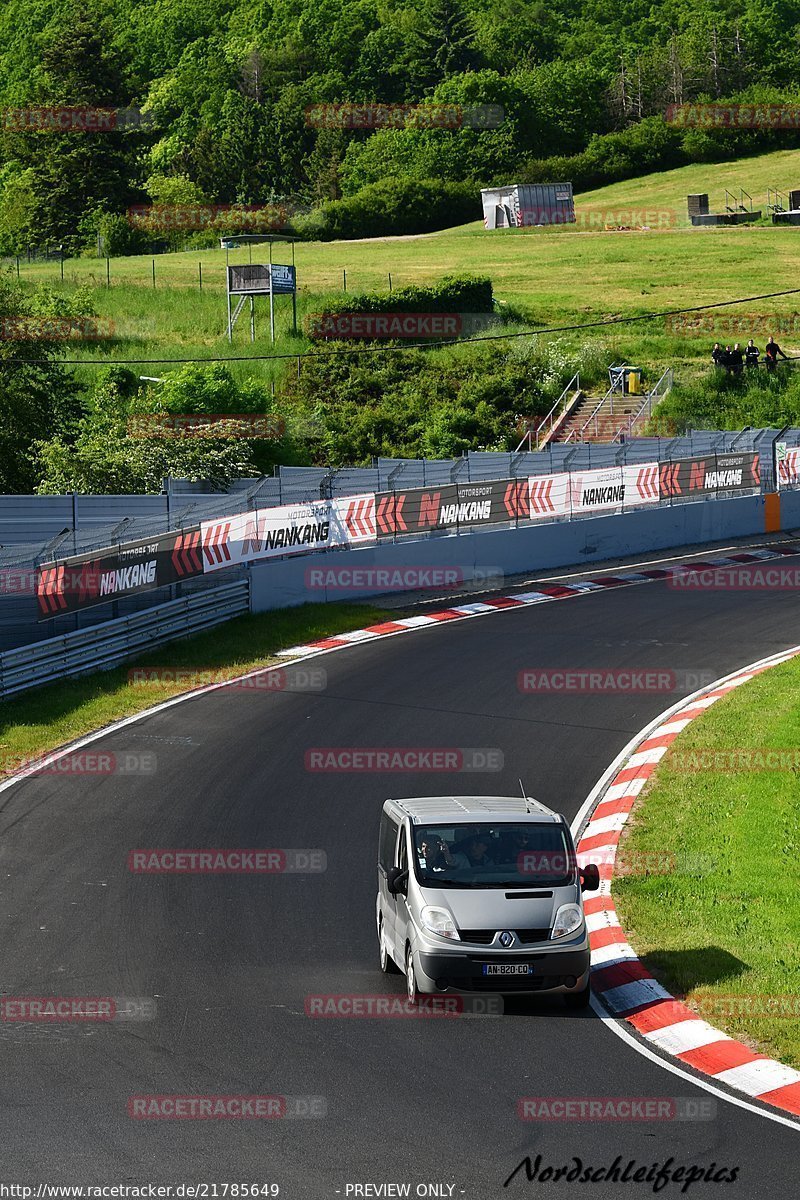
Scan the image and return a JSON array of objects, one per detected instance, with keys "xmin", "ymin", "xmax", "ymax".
[{"xmin": 554, "ymin": 393, "xmax": 642, "ymax": 444}]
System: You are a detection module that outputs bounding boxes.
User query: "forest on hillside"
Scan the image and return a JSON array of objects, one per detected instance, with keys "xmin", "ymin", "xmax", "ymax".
[{"xmin": 2, "ymin": 0, "xmax": 800, "ymax": 250}]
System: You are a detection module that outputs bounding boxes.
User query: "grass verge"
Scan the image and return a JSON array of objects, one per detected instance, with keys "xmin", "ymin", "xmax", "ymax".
[
  {"xmin": 614, "ymin": 657, "xmax": 800, "ymax": 1068},
  {"xmin": 8, "ymin": 145, "xmax": 800, "ymax": 387},
  {"xmin": 0, "ymin": 601, "xmax": 389, "ymax": 772}
]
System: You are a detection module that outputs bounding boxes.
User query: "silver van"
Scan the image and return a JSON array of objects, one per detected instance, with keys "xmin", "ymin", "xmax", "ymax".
[{"xmin": 376, "ymin": 795, "xmax": 599, "ymax": 1007}]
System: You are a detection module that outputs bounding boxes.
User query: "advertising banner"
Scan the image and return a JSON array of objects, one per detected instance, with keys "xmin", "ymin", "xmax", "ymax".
[
  {"xmin": 375, "ymin": 486, "xmax": 458, "ymax": 538},
  {"xmin": 622, "ymin": 462, "xmax": 661, "ymax": 505},
  {"xmin": 660, "ymin": 453, "xmax": 760, "ymax": 499},
  {"xmin": 778, "ymin": 447, "xmax": 800, "ymax": 488},
  {"xmin": 37, "ymin": 526, "xmax": 203, "ymax": 619},
  {"xmin": 566, "ymin": 467, "xmax": 626, "ymax": 514},
  {"xmin": 528, "ymin": 473, "xmax": 569, "ymax": 520},
  {"xmin": 374, "ymin": 479, "xmax": 544, "ymax": 537},
  {"xmin": 201, "ymin": 495, "xmax": 375, "ymax": 572}
]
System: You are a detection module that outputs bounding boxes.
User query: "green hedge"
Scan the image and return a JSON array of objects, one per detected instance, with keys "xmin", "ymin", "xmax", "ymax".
[
  {"xmin": 313, "ymin": 274, "xmax": 493, "ymax": 319},
  {"xmin": 305, "ymin": 274, "xmax": 494, "ymax": 340},
  {"xmin": 293, "ymin": 177, "xmax": 480, "ymax": 241}
]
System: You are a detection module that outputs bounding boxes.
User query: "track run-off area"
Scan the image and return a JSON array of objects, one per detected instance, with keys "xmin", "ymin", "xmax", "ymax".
[{"xmin": 1, "ymin": 551, "xmax": 799, "ymax": 1197}]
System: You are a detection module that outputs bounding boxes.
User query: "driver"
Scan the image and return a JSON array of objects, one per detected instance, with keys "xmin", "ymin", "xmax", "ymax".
[{"xmin": 417, "ymin": 834, "xmax": 456, "ymax": 872}]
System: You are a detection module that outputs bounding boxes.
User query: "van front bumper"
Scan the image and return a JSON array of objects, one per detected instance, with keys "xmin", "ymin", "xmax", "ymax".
[{"xmin": 416, "ymin": 946, "xmax": 590, "ymax": 993}]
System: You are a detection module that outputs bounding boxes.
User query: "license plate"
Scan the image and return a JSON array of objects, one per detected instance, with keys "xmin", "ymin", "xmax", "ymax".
[{"xmin": 482, "ymin": 963, "xmax": 533, "ymax": 976}]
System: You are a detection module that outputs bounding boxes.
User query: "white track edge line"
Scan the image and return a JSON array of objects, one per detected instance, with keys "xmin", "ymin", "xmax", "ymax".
[{"xmin": 588, "ymin": 994, "xmax": 800, "ymax": 1133}]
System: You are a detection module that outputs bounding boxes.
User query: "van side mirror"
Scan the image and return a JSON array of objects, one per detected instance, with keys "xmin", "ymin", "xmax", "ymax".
[
  {"xmin": 581, "ymin": 863, "xmax": 600, "ymax": 892},
  {"xmin": 387, "ymin": 867, "xmax": 408, "ymax": 896}
]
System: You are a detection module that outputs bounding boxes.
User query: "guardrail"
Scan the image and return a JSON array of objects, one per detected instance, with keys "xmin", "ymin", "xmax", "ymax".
[
  {"xmin": 0, "ymin": 579, "xmax": 249, "ymax": 700},
  {"xmin": 515, "ymin": 373, "xmax": 581, "ymax": 451},
  {"xmin": 612, "ymin": 368, "xmax": 675, "ymax": 442}
]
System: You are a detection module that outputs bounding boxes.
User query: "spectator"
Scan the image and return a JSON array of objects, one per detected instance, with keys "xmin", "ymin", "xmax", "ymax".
[
  {"xmin": 765, "ymin": 336, "xmax": 789, "ymax": 371},
  {"xmin": 711, "ymin": 342, "xmax": 725, "ymax": 368},
  {"xmin": 745, "ymin": 340, "xmax": 760, "ymax": 369},
  {"xmin": 729, "ymin": 343, "xmax": 744, "ymax": 374},
  {"xmin": 722, "ymin": 344, "xmax": 733, "ymax": 373}
]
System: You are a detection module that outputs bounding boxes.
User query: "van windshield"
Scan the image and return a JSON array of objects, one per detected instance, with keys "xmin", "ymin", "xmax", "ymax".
[{"xmin": 412, "ymin": 823, "xmax": 575, "ymax": 888}]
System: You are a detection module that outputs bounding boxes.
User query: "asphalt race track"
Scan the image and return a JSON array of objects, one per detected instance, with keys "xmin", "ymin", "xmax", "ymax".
[{"xmin": 1, "ymin": 563, "xmax": 799, "ymax": 1196}]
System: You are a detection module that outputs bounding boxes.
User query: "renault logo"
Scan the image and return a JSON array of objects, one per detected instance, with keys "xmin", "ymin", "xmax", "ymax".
[{"xmin": 498, "ymin": 930, "xmax": 514, "ymax": 947}]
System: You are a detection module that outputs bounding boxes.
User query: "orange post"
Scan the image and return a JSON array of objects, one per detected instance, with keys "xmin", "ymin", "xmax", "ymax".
[{"xmin": 764, "ymin": 492, "xmax": 781, "ymax": 533}]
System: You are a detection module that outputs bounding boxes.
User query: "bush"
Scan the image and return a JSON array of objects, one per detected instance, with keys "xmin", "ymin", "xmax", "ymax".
[
  {"xmin": 292, "ymin": 177, "xmax": 479, "ymax": 241},
  {"xmin": 309, "ymin": 275, "xmax": 494, "ymax": 330}
]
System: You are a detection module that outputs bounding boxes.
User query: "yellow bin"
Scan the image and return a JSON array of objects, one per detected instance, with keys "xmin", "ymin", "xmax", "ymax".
[{"xmin": 626, "ymin": 368, "xmax": 642, "ymax": 394}]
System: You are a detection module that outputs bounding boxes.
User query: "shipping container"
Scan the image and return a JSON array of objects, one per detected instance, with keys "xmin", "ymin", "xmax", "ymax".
[{"xmin": 480, "ymin": 183, "xmax": 574, "ymax": 229}]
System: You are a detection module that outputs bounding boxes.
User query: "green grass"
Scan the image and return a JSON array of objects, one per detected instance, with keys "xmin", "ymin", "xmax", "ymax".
[
  {"xmin": 614, "ymin": 657, "xmax": 800, "ymax": 1068},
  {"xmin": 0, "ymin": 600, "xmax": 388, "ymax": 770},
  {"xmin": 7, "ymin": 146, "xmax": 800, "ymax": 386}
]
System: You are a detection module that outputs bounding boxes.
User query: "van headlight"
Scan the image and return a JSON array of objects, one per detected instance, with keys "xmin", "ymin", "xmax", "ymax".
[
  {"xmin": 420, "ymin": 906, "xmax": 460, "ymax": 941},
  {"xmin": 551, "ymin": 903, "xmax": 584, "ymax": 940}
]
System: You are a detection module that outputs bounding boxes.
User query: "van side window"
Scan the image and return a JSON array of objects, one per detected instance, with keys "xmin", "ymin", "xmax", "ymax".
[{"xmin": 379, "ymin": 813, "xmax": 399, "ymax": 871}]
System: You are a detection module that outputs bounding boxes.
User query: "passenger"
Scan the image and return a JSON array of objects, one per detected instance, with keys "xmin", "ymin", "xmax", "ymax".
[
  {"xmin": 745, "ymin": 340, "xmax": 760, "ymax": 369},
  {"xmin": 498, "ymin": 828, "xmax": 533, "ymax": 861},
  {"xmin": 450, "ymin": 836, "xmax": 492, "ymax": 869}
]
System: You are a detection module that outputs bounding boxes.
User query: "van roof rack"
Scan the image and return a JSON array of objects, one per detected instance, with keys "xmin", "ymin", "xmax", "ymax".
[{"xmin": 389, "ymin": 795, "xmax": 559, "ymax": 823}]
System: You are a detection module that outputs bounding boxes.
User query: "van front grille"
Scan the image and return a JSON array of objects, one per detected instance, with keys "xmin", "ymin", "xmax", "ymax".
[{"xmin": 459, "ymin": 928, "xmax": 550, "ymax": 946}]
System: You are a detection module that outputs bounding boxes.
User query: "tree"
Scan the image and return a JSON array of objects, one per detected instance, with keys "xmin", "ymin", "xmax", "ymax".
[
  {"xmin": 0, "ymin": 276, "xmax": 85, "ymax": 492},
  {"xmin": 413, "ymin": 0, "xmax": 481, "ymax": 87},
  {"xmin": 36, "ymin": 425, "xmax": 260, "ymax": 494},
  {"xmin": 35, "ymin": 363, "xmax": 294, "ymax": 493},
  {"xmin": 7, "ymin": 4, "xmax": 137, "ymax": 249}
]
